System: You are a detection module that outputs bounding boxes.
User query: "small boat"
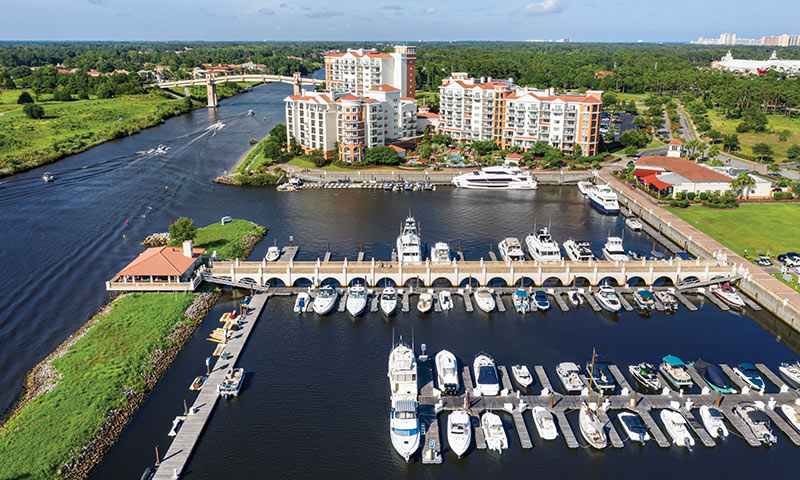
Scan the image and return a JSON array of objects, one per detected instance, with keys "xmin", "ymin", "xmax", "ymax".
[
  {"xmin": 390, "ymin": 396, "xmax": 421, "ymax": 462},
  {"xmin": 431, "ymin": 242, "xmax": 451, "ymax": 263},
  {"xmin": 780, "ymin": 404, "xmax": 800, "ymax": 433},
  {"xmin": 699, "ymin": 406, "xmax": 729, "ymax": 439},
  {"xmin": 438, "ymin": 290, "xmax": 453, "ymax": 311},
  {"xmin": 532, "ymin": 406, "xmax": 559, "ymax": 440},
  {"xmin": 563, "ymin": 239, "xmax": 595, "ymax": 261},
  {"xmin": 512, "ymin": 288, "xmax": 531, "ymax": 313},
  {"xmin": 732, "ymin": 363, "xmax": 765, "ymax": 393},
  {"xmin": 628, "ymin": 362, "xmax": 662, "ymax": 391},
  {"xmin": 555, "ymin": 362, "xmax": 585, "ymax": 394},
  {"xmin": 498, "ymin": 237, "xmax": 525, "ymax": 261},
  {"xmin": 567, "ymin": 289, "xmax": 583, "ymax": 306},
  {"xmin": 294, "ymin": 292, "xmax": 310, "ymax": 313},
  {"xmin": 481, "ymin": 412, "xmax": 508, "ymax": 453},
  {"xmin": 660, "ymin": 355, "xmax": 694, "ymax": 390},
  {"xmin": 585, "ymin": 356, "xmax": 616, "ymax": 394},
  {"xmin": 346, "ymin": 284, "xmax": 368, "ymax": 317},
  {"xmin": 625, "ymin": 217, "xmax": 643, "ymax": 231},
  {"xmin": 247, "ymin": 109, "xmax": 254, "ymax": 116},
  {"xmin": 264, "ymin": 243, "xmax": 280, "ymax": 262},
  {"xmin": 511, "ymin": 364, "xmax": 533, "ymax": 388},
  {"xmin": 577, "ymin": 181, "xmax": 593, "ymax": 195},
  {"xmin": 779, "ymin": 360, "xmax": 800, "ymax": 384},
  {"xmin": 473, "ymin": 353, "xmax": 500, "ymax": 396},
  {"xmin": 617, "ymin": 412, "xmax": 650, "ymax": 444},
  {"xmin": 633, "ymin": 289, "xmax": 655, "ymax": 312},
  {"xmin": 735, "ymin": 402, "xmax": 777, "ymax": 446},
  {"xmin": 693, "ymin": 359, "xmax": 737, "ymax": 394},
  {"xmin": 221, "ymin": 216, "xmax": 232, "ymax": 224},
  {"xmin": 579, "ymin": 402, "xmax": 607, "ymax": 449},
  {"xmin": 533, "ymin": 290, "xmax": 550, "ymax": 310},
  {"xmin": 661, "ymin": 409, "xmax": 695, "ymax": 449},
  {"xmin": 312, "ymin": 285, "xmax": 338, "ymax": 315},
  {"xmin": 473, "ymin": 287, "xmax": 496, "ymax": 313},
  {"xmin": 712, "ymin": 283, "xmax": 745, "ymax": 309},
  {"xmin": 655, "ymin": 291, "xmax": 679, "ymax": 312},
  {"xmin": 380, "ymin": 287, "xmax": 398, "ymax": 315},
  {"xmin": 417, "ymin": 290, "xmax": 433, "ymax": 313},
  {"xmin": 189, "ymin": 375, "xmax": 206, "ymax": 391},
  {"xmin": 436, "ymin": 350, "xmax": 459, "ymax": 395},
  {"xmin": 42, "ymin": 172, "xmax": 55, "ymax": 182},
  {"xmin": 276, "ymin": 183, "xmax": 299, "ymax": 192},
  {"xmin": 602, "ymin": 236, "xmax": 629, "ymax": 261},
  {"xmin": 447, "ymin": 410, "xmax": 472, "ymax": 457},
  {"xmin": 594, "ymin": 286, "xmax": 622, "ymax": 312},
  {"xmin": 218, "ymin": 368, "xmax": 244, "ymax": 397}
]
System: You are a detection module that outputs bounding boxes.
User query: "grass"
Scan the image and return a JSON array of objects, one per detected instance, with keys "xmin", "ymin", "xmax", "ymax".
[
  {"xmin": 706, "ymin": 109, "xmax": 800, "ymax": 163},
  {"xmin": 0, "ymin": 292, "xmax": 196, "ymax": 479},
  {"xmin": 170, "ymin": 219, "xmax": 266, "ymax": 259},
  {"xmin": 668, "ymin": 203, "xmax": 800, "ymax": 257},
  {"xmin": 287, "ymin": 157, "xmax": 358, "ymax": 171}
]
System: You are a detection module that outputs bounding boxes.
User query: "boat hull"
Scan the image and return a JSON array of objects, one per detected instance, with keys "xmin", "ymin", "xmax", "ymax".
[
  {"xmin": 588, "ymin": 195, "xmax": 620, "ymax": 214},
  {"xmin": 447, "ymin": 411, "xmax": 472, "ymax": 457}
]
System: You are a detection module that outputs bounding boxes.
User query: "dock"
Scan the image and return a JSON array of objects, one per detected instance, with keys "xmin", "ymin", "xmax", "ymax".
[
  {"xmin": 616, "ymin": 291, "xmax": 634, "ymax": 312},
  {"xmin": 434, "ymin": 294, "xmax": 442, "ymax": 312},
  {"xmin": 581, "ymin": 290, "xmax": 602, "ymax": 312},
  {"xmin": 401, "ymin": 291, "xmax": 410, "ymax": 312},
  {"xmin": 672, "ymin": 290, "xmax": 698, "ymax": 312},
  {"xmin": 461, "ymin": 290, "xmax": 474, "ymax": 312},
  {"xmin": 369, "ymin": 293, "xmax": 379, "ymax": 312},
  {"xmin": 619, "ymin": 205, "xmax": 682, "ymax": 254},
  {"xmin": 488, "ymin": 252, "xmax": 498, "ymax": 262},
  {"xmin": 357, "ymin": 251, "xmax": 365, "ymax": 262},
  {"xmin": 323, "ymin": 251, "xmax": 332, "ymax": 263},
  {"xmin": 597, "ymin": 409, "xmax": 624, "ymax": 448},
  {"xmin": 534, "ymin": 365, "xmax": 555, "ymax": 394},
  {"xmin": 553, "ymin": 410, "xmax": 580, "ymax": 448},
  {"xmin": 702, "ymin": 289, "xmax": 730, "ymax": 311},
  {"xmin": 495, "ymin": 294, "xmax": 506, "ymax": 312},
  {"xmin": 636, "ymin": 409, "xmax": 670, "ymax": 447},
  {"xmin": 720, "ymin": 364, "xmax": 749, "ymax": 391},
  {"xmin": 608, "ymin": 364, "xmax": 634, "ymax": 394},
  {"xmin": 755, "ymin": 363, "xmax": 787, "ymax": 390},
  {"xmin": 681, "ymin": 409, "xmax": 716, "ymax": 447},
  {"xmin": 552, "ymin": 292, "xmax": 570, "ymax": 312},
  {"xmin": 512, "ymin": 410, "xmax": 534, "ymax": 449},
  {"xmin": 498, "ymin": 366, "xmax": 515, "ymax": 393},
  {"xmin": 277, "ymin": 245, "xmax": 298, "ymax": 263},
  {"xmin": 763, "ymin": 406, "xmax": 800, "ymax": 446},
  {"xmin": 337, "ymin": 291, "xmax": 348, "ymax": 312}
]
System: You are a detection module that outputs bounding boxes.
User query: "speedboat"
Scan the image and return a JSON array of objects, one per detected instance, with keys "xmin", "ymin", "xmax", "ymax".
[
  {"xmin": 661, "ymin": 409, "xmax": 695, "ymax": 449},
  {"xmin": 577, "ymin": 181, "xmax": 593, "ymax": 195},
  {"xmin": 732, "ymin": 363, "xmax": 765, "ymax": 393},
  {"xmin": 602, "ymin": 237, "xmax": 629, "ymax": 261},
  {"xmin": 388, "ymin": 340, "xmax": 417, "ymax": 396},
  {"xmin": 42, "ymin": 172, "xmax": 55, "ymax": 182},
  {"xmin": 585, "ymin": 357, "xmax": 616, "ymax": 394},
  {"xmin": 447, "ymin": 410, "xmax": 472, "ymax": 457},
  {"xmin": 779, "ymin": 360, "xmax": 800, "ymax": 384},
  {"xmin": 431, "ymin": 242, "xmax": 450, "ymax": 263},
  {"xmin": 556, "ymin": 362, "xmax": 585, "ymax": 393},
  {"xmin": 628, "ymin": 362, "xmax": 662, "ymax": 391},
  {"xmin": 452, "ymin": 166, "xmax": 538, "ymax": 190},
  {"xmin": 735, "ymin": 402, "xmax": 777, "ymax": 446},
  {"xmin": 567, "ymin": 289, "xmax": 583, "ymax": 306},
  {"xmin": 312, "ymin": 285, "xmax": 338, "ymax": 315},
  {"xmin": 473, "ymin": 353, "xmax": 500, "ymax": 396},
  {"xmin": 417, "ymin": 290, "xmax": 433, "ymax": 313},
  {"xmin": 498, "ymin": 237, "xmax": 525, "ymax": 262},
  {"xmin": 532, "ymin": 406, "xmax": 559, "ymax": 440},
  {"xmin": 438, "ymin": 290, "xmax": 453, "ymax": 311},
  {"xmin": 533, "ymin": 290, "xmax": 550, "ymax": 311},
  {"xmin": 396, "ymin": 214, "xmax": 422, "ymax": 263},
  {"xmin": 525, "ymin": 227, "xmax": 562, "ymax": 262},
  {"xmin": 586, "ymin": 184, "xmax": 620, "ymax": 214},
  {"xmin": 655, "ymin": 291, "xmax": 679, "ymax": 312},
  {"xmin": 660, "ymin": 355, "xmax": 694, "ymax": 390},
  {"xmin": 294, "ymin": 292, "xmax": 310, "ymax": 313},
  {"xmin": 633, "ymin": 289, "xmax": 655, "ymax": 312},
  {"xmin": 713, "ymin": 283, "xmax": 745, "ymax": 309},
  {"xmin": 390, "ymin": 396, "xmax": 421, "ymax": 462},
  {"xmin": 625, "ymin": 217, "xmax": 643, "ymax": 231},
  {"xmin": 473, "ymin": 288, "xmax": 496, "ymax": 313},
  {"xmin": 380, "ymin": 287, "xmax": 398, "ymax": 315},
  {"xmin": 264, "ymin": 244, "xmax": 280, "ymax": 262},
  {"xmin": 512, "ymin": 288, "xmax": 531, "ymax": 313},
  {"xmin": 435, "ymin": 349, "xmax": 459, "ymax": 395},
  {"xmin": 481, "ymin": 412, "xmax": 509, "ymax": 453},
  {"xmin": 594, "ymin": 286, "xmax": 622, "ymax": 312},
  {"xmin": 511, "ymin": 364, "xmax": 533, "ymax": 388},
  {"xmin": 346, "ymin": 284, "xmax": 368, "ymax": 317},
  {"xmin": 563, "ymin": 239, "xmax": 595, "ymax": 261},
  {"xmin": 693, "ymin": 359, "xmax": 737, "ymax": 394},
  {"xmin": 617, "ymin": 412, "xmax": 650, "ymax": 444},
  {"xmin": 699, "ymin": 406, "xmax": 729, "ymax": 439},
  {"xmin": 579, "ymin": 403, "xmax": 607, "ymax": 449},
  {"xmin": 780, "ymin": 404, "xmax": 800, "ymax": 433},
  {"xmin": 218, "ymin": 368, "xmax": 244, "ymax": 398}
]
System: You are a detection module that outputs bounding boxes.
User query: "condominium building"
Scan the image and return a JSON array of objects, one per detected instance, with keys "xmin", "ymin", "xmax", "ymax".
[
  {"xmin": 324, "ymin": 46, "xmax": 416, "ymax": 98},
  {"xmin": 438, "ymin": 73, "xmax": 603, "ymax": 155}
]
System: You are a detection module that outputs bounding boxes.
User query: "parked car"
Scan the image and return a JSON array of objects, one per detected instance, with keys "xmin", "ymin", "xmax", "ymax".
[
  {"xmin": 754, "ymin": 256, "xmax": 773, "ymax": 267},
  {"xmin": 778, "ymin": 253, "xmax": 800, "ymax": 267}
]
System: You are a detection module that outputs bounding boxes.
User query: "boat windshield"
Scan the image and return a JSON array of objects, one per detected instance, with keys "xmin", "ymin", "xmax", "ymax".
[
  {"xmin": 393, "ymin": 427, "xmax": 419, "ymax": 436},
  {"xmin": 383, "ymin": 294, "xmax": 396, "ymax": 301}
]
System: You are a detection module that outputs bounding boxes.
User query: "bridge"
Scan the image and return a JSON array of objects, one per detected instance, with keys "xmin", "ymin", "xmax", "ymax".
[{"xmin": 153, "ymin": 72, "xmax": 324, "ymax": 107}]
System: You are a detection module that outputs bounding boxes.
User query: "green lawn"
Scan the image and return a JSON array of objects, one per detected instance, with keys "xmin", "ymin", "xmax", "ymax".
[
  {"xmin": 706, "ymin": 109, "xmax": 800, "ymax": 163},
  {"xmin": 170, "ymin": 219, "xmax": 266, "ymax": 259},
  {"xmin": 668, "ymin": 204, "xmax": 800, "ymax": 257},
  {"xmin": 287, "ymin": 157, "xmax": 358, "ymax": 171},
  {"xmin": 0, "ymin": 293, "xmax": 195, "ymax": 479}
]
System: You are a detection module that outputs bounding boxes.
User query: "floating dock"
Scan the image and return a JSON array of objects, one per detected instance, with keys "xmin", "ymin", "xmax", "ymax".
[
  {"xmin": 495, "ymin": 294, "xmax": 506, "ymax": 312},
  {"xmin": 672, "ymin": 290, "xmax": 698, "ymax": 311},
  {"xmin": 553, "ymin": 410, "xmax": 579, "ymax": 448},
  {"xmin": 581, "ymin": 291, "xmax": 602, "ymax": 312},
  {"xmin": 461, "ymin": 291, "xmax": 474, "ymax": 312},
  {"xmin": 277, "ymin": 246, "xmax": 298, "ymax": 263}
]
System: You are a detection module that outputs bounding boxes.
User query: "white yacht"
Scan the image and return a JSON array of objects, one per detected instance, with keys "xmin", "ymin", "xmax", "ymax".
[
  {"xmin": 532, "ymin": 406, "xmax": 559, "ymax": 440},
  {"xmin": 481, "ymin": 412, "xmax": 508, "ymax": 453},
  {"xmin": 594, "ymin": 286, "xmax": 622, "ymax": 312},
  {"xmin": 779, "ymin": 360, "xmax": 800, "ymax": 384},
  {"xmin": 388, "ymin": 340, "xmax": 417, "ymax": 396},
  {"xmin": 512, "ymin": 288, "xmax": 531, "ymax": 313},
  {"xmin": 452, "ymin": 166, "xmax": 538, "ymax": 190},
  {"xmin": 396, "ymin": 215, "xmax": 422, "ymax": 263},
  {"xmin": 699, "ymin": 406, "xmax": 729, "ymax": 439},
  {"xmin": 525, "ymin": 227, "xmax": 562, "ymax": 262},
  {"xmin": 586, "ymin": 184, "xmax": 620, "ymax": 214},
  {"xmin": 780, "ymin": 404, "xmax": 800, "ymax": 433},
  {"xmin": 498, "ymin": 237, "xmax": 525, "ymax": 261},
  {"xmin": 563, "ymin": 239, "xmax": 595, "ymax": 261},
  {"xmin": 294, "ymin": 292, "xmax": 310, "ymax": 313},
  {"xmin": 661, "ymin": 409, "xmax": 695, "ymax": 449},
  {"xmin": 380, "ymin": 287, "xmax": 399, "ymax": 315},
  {"xmin": 312, "ymin": 286, "xmax": 338, "ymax": 315},
  {"xmin": 218, "ymin": 368, "xmax": 244, "ymax": 398},
  {"xmin": 431, "ymin": 242, "xmax": 451, "ymax": 263},
  {"xmin": 417, "ymin": 291, "xmax": 433, "ymax": 313},
  {"xmin": 264, "ymin": 244, "xmax": 280, "ymax": 262},
  {"xmin": 556, "ymin": 362, "xmax": 585, "ymax": 394},
  {"xmin": 625, "ymin": 217, "xmax": 644, "ymax": 231},
  {"xmin": 390, "ymin": 396, "xmax": 421, "ymax": 462},
  {"xmin": 579, "ymin": 402, "xmax": 607, "ymax": 449},
  {"xmin": 602, "ymin": 237, "xmax": 629, "ymax": 261},
  {"xmin": 473, "ymin": 353, "xmax": 500, "ymax": 396},
  {"xmin": 435, "ymin": 350, "xmax": 459, "ymax": 395},
  {"xmin": 447, "ymin": 410, "xmax": 472, "ymax": 458},
  {"xmin": 617, "ymin": 412, "xmax": 650, "ymax": 444},
  {"xmin": 577, "ymin": 181, "xmax": 593, "ymax": 195},
  {"xmin": 712, "ymin": 283, "xmax": 745, "ymax": 309},
  {"xmin": 660, "ymin": 355, "xmax": 694, "ymax": 390},
  {"xmin": 438, "ymin": 290, "xmax": 454, "ymax": 311},
  {"xmin": 735, "ymin": 402, "xmax": 777, "ymax": 445},
  {"xmin": 346, "ymin": 284, "xmax": 368, "ymax": 317},
  {"xmin": 473, "ymin": 288, "xmax": 496, "ymax": 313},
  {"xmin": 512, "ymin": 364, "xmax": 533, "ymax": 388}
]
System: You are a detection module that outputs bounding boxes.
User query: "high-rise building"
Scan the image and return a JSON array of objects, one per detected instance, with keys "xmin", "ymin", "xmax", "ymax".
[{"xmin": 324, "ymin": 46, "xmax": 416, "ymax": 98}]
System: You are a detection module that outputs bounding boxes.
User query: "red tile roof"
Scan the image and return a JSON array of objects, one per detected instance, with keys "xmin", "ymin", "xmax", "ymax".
[
  {"xmin": 635, "ymin": 156, "xmax": 732, "ymax": 182},
  {"xmin": 417, "ymin": 112, "xmax": 439, "ymax": 119},
  {"xmin": 389, "ymin": 145, "xmax": 406, "ymax": 152},
  {"xmin": 668, "ymin": 139, "xmax": 684, "ymax": 146},
  {"xmin": 117, "ymin": 246, "xmax": 204, "ymax": 277},
  {"xmin": 371, "ymin": 84, "xmax": 400, "ymax": 92},
  {"xmin": 506, "ymin": 153, "xmax": 524, "ymax": 160}
]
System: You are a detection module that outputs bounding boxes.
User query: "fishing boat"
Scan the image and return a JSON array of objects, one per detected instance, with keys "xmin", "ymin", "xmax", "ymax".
[
  {"xmin": 294, "ymin": 292, "xmax": 310, "ymax": 313},
  {"xmin": 628, "ymin": 362, "xmax": 662, "ymax": 391},
  {"xmin": 602, "ymin": 236, "xmax": 629, "ymax": 261},
  {"xmin": 42, "ymin": 172, "xmax": 55, "ymax": 182},
  {"xmin": 533, "ymin": 290, "xmax": 550, "ymax": 311},
  {"xmin": 712, "ymin": 283, "xmax": 745, "ymax": 309},
  {"xmin": 577, "ymin": 181, "xmax": 593, "ymax": 195},
  {"xmin": 617, "ymin": 412, "xmax": 650, "ymax": 444},
  {"xmin": 447, "ymin": 410, "xmax": 472, "ymax": 457},
  {"xmin": 659, "ymin": 355, "xmax": 694, "ymax": 390},
  {"xmin": 555, "ymin": 362, "xmax": 585, "ymax": 394},
  {"xmin": 435, "ymin": 350, "xmax": 459, "ymax": 395},
  {"xmin": 438, "ymin": 290, "xmax": 453, "ymax": 311},
  {"xmin": 473, "ymin": 352, "xmax": 500, "ymax": 396},
  {"xmin": 346, "ymin": 284, "xmax": 368, "ymax": 317},
  {"xmin": 265, "ymin": 241, "xmax": 280, "ymax": 262},
  {"xmin": 189, "ymin": 375, "xmax": 206, "ymax": 391},
  {"xmin": 380, "ymin": 287, "xmax": 398, "ymax": 315},
  {"xmin": 633, "ymin": 289, "xmax": 655, "ymax": 312},
  {"xmin": 512, "ymin": 288, "xmax": 531, "ymax": 313},
  {"xmin": 481, "ymin": 412, "xmax": 509, "ymax": 453},
  {"xmin": 567, "ymin": 289, "xmax": 583, "ymax": 306},
  {"xmin": 579, "ymin": 402, "xmax": 607, "ymax": 449},
  {"xmin": 563, "ymin": 239, "xmax": 595, "ymax": 261},
  {"xmin": 586, "ymin": 184, "xmax": 620, "ymax": 214},
  {"xmin": 732, "ymin": 363, "xmax": 765, "ymax": 393},
  {"xmin": 780, "ymin": 404, "xmax": 800, "ymax": 433},
  {"xmin": 498, "ymin": 237, "xmax": 525, "ymax": 262},
  {"xmin": 473, "ymin": 287, "xmax": 496, "ymax": 313},
  {"xmin": 585, "ymin": 356, "xmax": 616, "ymax": 394},
  {"xmin": 431, "ymin": 242, "xmax": 451, "ymax": 263},
  {"xmin": 511, "ymin": 364, "xmax": 533, "ymax": 388},
  {"xmin": 218, "ymin": 368, "xmax": 244, "ymax": 398},
  {"xmin": 525, "ymin": 227, "xmax": 562, "ymax": 262},
  {"xmin": 699, "ymin": 406, "xmax": 729, "ymax": 439},
  {"xmin": 594, "ymin": 286, "xmax": 622, "ymax": 312},
  {"xmin": 312, "ymin": 285, "xmax": 338, "ymax": 315},
  {"xmin": 661, "ymin": 409, "xmax": 695, "ymax": 449},
  {"xmin": 390, "ymin": 396, "xmax": 421, "ymax": 461},
  {"xmin": 655, "ymin": 291, "xmax": 679, "ymax": 312},
  {"xmin": 693, "ymin": 359, "xmax": 737, "ymax": 394},
  {"xmin": 735, "ymin": 402, "xmax": 777, "ymax": 446},
  {"xmin": 417, "ymin": 290, "xmax": 433, "ymax": 313},
  {"xmin": 625, "ymin": 217, "xmax": 643, "ymax": 231},
  {"xmin": 388, "ymin": 339, "xmax": 417, "ymax": 396},
  {"xmin": 532, "ymin": 406, "xmax": 559, "ymax": 440},
  {"xmin": 779, "ymin": 360, "xmax": 800, "ymax": 384}
]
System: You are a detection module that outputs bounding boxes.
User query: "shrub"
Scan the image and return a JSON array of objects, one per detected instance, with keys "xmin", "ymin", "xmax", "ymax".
[
  {"xmin": 675, "ymin": 192, "xmax": 685, "ymax": 200},
  {"xmin": 52, "ymin": 87, "xmax": 72, "ymax": 102},
  {"xmin": 699, "ymin": 192, "xmax": 709, "ymax": 201},
  {"xmin": 774, "ymin": 192, "xmax": 785, "ymax": 200},
  {"xmin": 22, "ymin": 103, "xmax": 45, "ymax": 119},
  {"xmin": 787, "ymin": 192, "xmax": 795, "ymax": 199},
  {"xmin": 17, "ymin": 91, "xmax": 34, "ymax": 104},
  {"xmin": 669, "ymin": 199, "xmax": 690, "ymax": 208},
  {"xmin": 687, "ymin": 192, "xmax": 696, "ymax": 201}
]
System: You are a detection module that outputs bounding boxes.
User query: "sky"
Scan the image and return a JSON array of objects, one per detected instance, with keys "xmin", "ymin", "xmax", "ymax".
[{"xmin": 1, "ymin": 0, "xmax": 799, "ymax": 42}]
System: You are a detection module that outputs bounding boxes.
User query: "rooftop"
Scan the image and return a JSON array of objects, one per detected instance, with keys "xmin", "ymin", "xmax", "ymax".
[
  {"xmin": 635, "ymin": 156, "xmax": 732, "ymax": 183},
  {"xmin": 117, "ymin": 246, "xmax": 204, "ymax": 277}
]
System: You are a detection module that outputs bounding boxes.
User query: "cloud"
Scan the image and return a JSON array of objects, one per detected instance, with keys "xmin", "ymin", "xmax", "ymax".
[
  {"xmin": 425, "ymin": 7, "xmax": 437, "ymax": 13},
  {"xmin": 303, "ymin": 9, "xmax": 343, "ymax": 18},
  {"xmin": 257, "ymin": 8, "xmax": 276, "ymax": 15},
  {"xmin": 523, "ymin": 0, "xmax": 562, "ymax": 14},
  {"xmin": 380, "ymin": 5, "xmax": 403, "ymax": 10}
]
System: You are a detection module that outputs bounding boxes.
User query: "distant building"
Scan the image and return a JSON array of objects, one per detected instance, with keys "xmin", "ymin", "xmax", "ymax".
[
  {"xmin": 594, "ymin": 70, "xmax": 613, "ymax": 79},
  {"xmin": 324, "ymin": 46, "xmax": 416, "ymax": 98},
  {"xmin": 416, "ymin": 105, "xmax": 439, "ymax": 133},
  {"xmin": 692, "ymin": 32, "xmax": 800, "ymax": 46},
  {"xmin": 711, "ymin": 50, "xmax": 800, "ymax": 75}
]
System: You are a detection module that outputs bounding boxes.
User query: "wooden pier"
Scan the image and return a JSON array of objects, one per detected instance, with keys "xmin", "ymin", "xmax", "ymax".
[
  {"xmin": 703, "ymin": 289, "xmax": 730, "ymax": 311},
  {"xmin": 581, "ymin": 290, "xmax": 602, "ymax": 312},
  {"xmin": 720, "ymin": 407, "xmax": 762, "ymax": 446},
  {"xmin": 512, "ymin": 410, "xmax": 534, "ymax": 449},
  {"xmin": 682, "ymin": 408, "xmax": 716, "ymax": 447},
  {"xmin": 608, "ymin": 364, "xmax": 634, "ymax": 394},
  {"xmin": 495, "ymin": 293, "xmax": 507, "ymax": 312},
  {"xmin": 277, "ymin": 245, "xmax": 298, "ymax": 263},
  {"xmin": 401, "ymin": 291, "xmax": 410, "ymax": 312},
  {"xmin": 597, "ymin": 409, "xmax": 624, "ymax": 448},
  {"xmin": 672, "ymin": 290, "xmax": 698, "ymax": 312},
  {"xmin": 461, "ymin": 290, "xmax": 474, "ymax": 312},
  {"xmin": 756, "ymin": 363, "xmax": 787, "ymax": 390},
  {"xmin": 636, "ymin": 409, "xmax": 670, "ymax": 447},
  {"xmin": 616, "ymin": 291, "xmax": 635, "ymax": 311},
  {"xmin": 552, "ymin": 292, "xmax": 570, "ymax": 312},
  {"xmin": 553, "ymin": 410, "xmax": 580, "ymax": 448}
]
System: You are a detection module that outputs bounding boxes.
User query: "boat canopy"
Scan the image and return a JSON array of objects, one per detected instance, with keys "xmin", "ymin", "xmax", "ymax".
[
  {"xmin": 663, "ymin": 355, "xmax": 685, "ymax": 367},
  {"xmin": 393, "ymin": 398, "xmax": 417, "ymax": 412},
  {"xmin": 638, "ymin": 290, "xmax": 655, "ymax": 299},
  {"xmin": 478, "ymin": 365, "xmax": 499, "ymax": 385},
  {"xmin": 514, "ymin": 289, "xmax": 528, "ymax": 297}
]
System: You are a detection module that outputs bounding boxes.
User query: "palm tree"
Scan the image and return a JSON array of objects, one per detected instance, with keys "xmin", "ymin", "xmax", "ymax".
[{"xmin": 729, "ymin": 172, "xmax": 755, "ymax": 199}]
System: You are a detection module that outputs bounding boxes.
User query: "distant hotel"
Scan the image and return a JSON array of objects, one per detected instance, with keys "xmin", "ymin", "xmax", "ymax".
[
  {"xmin": 712, "ymin": 50, "xmax": 800, "ymax": 75},
  {"xmin": 691, "ymin": 32, "xmax": 800, "ymax": 47}
]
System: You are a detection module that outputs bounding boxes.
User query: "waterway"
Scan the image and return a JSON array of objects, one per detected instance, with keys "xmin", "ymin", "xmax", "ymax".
[{"xmin": 0, "ymin": 74, "xmax": 797, "ymax": 479}]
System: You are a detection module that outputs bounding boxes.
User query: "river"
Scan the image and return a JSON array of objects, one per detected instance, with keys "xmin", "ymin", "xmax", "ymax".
[{"xmin": 0, "ymin": 73, "xmax": 798, "ymax": 479}]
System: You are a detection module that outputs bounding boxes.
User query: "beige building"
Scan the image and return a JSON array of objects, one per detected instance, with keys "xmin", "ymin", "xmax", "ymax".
[{"xmin": 324, "ymin": 46, "xmax": 416, "ymax": 98}]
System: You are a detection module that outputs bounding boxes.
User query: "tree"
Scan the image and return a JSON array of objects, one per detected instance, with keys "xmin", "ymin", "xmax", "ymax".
[
  {"xmin": 708, "ymin": 145, "xmax": 720, "ymax": 159},
  {"xmin": 269, "ymin": 123, "xmax": 287, "ymax": 147},
  {"xmin": 289, "ymin": 135, "xmax": 300, "ymax": 155},
  {"xmin": 262, "ymin": 139, "xmax": 283, "ymax": 161},
  {"xmin": 722, "ymin": 133, "xmax": 739, "ymax": 152},
  {"xmin": 573, "ymin": 143, "xmax": 582, "ymax": 157},
  {"xmin": 470, "ymin": 140, "xmax": 497, "ymax": 155},
  {"xmin": 778, "ymin": 130, "xmax": 791, "ymax": 142},
  {"xmin": 602, "ymin": 91, "xmax": 617, "ymax": 108},
  {"xmin": 752, "ymin": 143, "xmax": 773, "ymax": 162},
  {"xmin": 169, "ymin": 217, "xmax": 196, "ymax": 243},
  {"xmin": 364, "ymin": 146, "xmax": 401, "ymax": 165},
  {"xmin": 618, "ymin": 129, "xmax": 648, "ymax": 148},
  {"xmin": 705, "ymin": 129, "xmax": 723, "ymax": 143},
  {"xmin": 738, "ymin": 106, "xmax": 768, "ymax": 133},
  {"xmin": 96, "ymin": 83, "xmax": 114, "ymax": 99},
  {"xmin": 419, "ymin": 144, "xmax": 433, "ymax": 161},
  {"xmin": 22, "ymin": 103, "xmax": 44, "ymax": 119},
  {"xmin": 17, "ymin": 91, "xmax": 34, "ymax": 104},
  {"xmin": 52, "ymin": 87, "xmax": 71, "ymax": 102},
  {"xmin": 431, "ymin": 133, "xmax": 452, "ymax": 145},
  {"xmin": 729, "ymin": 172, "xmax": 755, "ymax": 199},
  {"xmin": 767, "ymin": 163, "xmax": 781, "ymax": 174},
  {"xmin": 309, "ymin": 149, "xmax": 328, "ymax": 167},
  {"xmin": 787, "ymin": 144, "xmax": 800, "ymax": 160}
]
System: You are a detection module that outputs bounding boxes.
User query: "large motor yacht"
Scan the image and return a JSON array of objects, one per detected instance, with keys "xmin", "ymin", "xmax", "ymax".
[
  {"xmin": 586, "ymin": 184, "xmax": 620, "ymax": 214},
  {"xmin": 473, "ymin": 352, "xmax": 500, "ymax": 396},
  {"xmin": 563, "ymin": 239, "xmax": 595, "ymax": 261},
  {"xmin": 396, "ymin": 214, "xmax": 422, "ymax": 263},
  {"xmin": 525, "ymin": 227, "xmax": 562, "ymax": 262},
  {"xmin": 388, "ymin": 340, "xmax": 418, "ymax": 396},
  {"xmin": 435, "ymin": 349, "xmax": 460, "ymax": 395},
  {"xmin": 594, "ymin": 286, "xmax": 622, "ymax": 312},
  {"xmin": 498, "ymin": 237, "xmax": 525, "ymax": 261},
  {"xmin": 390, "ymin": 396, "xmax": 421, "ymax": 462},
  {"xmin": 452, "ymin": 166, "xmax": 538, "ymax": 190},
  {"xmin": 602, "ymin": 237, "xmax": 629, "ymax": 261}
]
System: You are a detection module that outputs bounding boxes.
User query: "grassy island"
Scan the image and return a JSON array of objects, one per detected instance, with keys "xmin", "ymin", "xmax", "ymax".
[{"xmin": 169, "ymin": 218, "xmax": 267, "ymax": 260}]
